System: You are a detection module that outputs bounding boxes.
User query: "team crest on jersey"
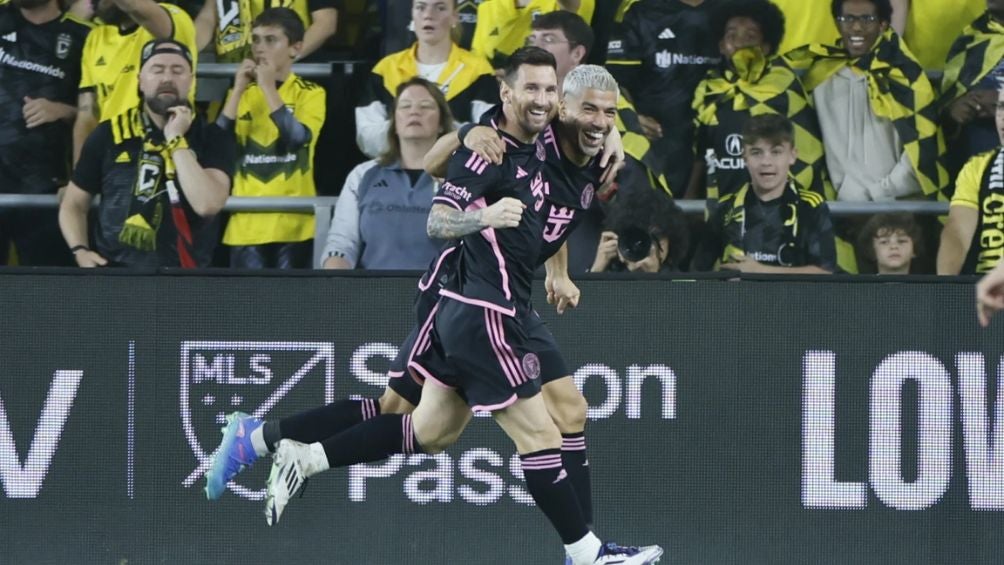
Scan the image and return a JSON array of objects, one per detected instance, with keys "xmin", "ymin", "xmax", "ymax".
[
  {"xmin": 56, "ymin": 33, "xmax": 72, "ymax": 59},
  {"xmin": 522, "ymin": 353, "xmax": 540, "ymax": 380},
  {"xmin": 580, "ymin": 183, "xmax": 594, "ymax": 209}
]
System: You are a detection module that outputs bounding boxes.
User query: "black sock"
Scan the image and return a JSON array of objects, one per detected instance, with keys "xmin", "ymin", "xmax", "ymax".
[
  {"xmin": 521, "ymin": 449, "xmax": 588, "ymax": 544},
  {"xmin": 562, "ymin": 432, "xmax": 593, "ymax": 528},
  {"xmin": 320, "ymin": 414, "xmax": 423, "ymax": 468},
  {"xmin": 273, "ymin": 398, "xmax": 381, "ymax": 450}
]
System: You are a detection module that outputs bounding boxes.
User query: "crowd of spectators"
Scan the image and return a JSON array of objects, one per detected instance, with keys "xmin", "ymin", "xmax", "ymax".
[{"xmin": 1, "ymin": 0, "xmax": 1003, "ymax": 276}]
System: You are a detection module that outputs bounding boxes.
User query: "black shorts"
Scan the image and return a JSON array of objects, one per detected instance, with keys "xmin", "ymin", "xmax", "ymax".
[
  {"xmin": 386, "ymin": 288, "xmax": 441, "ymax": 406},
  {"xmin": 409, "ymin": 298, "xmax": 560, "ymax": 412}
]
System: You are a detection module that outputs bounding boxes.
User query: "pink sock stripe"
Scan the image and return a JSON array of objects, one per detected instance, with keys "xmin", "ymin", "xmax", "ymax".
[
  {"xmin": 490, "ymin": 310, "xmax": 527, "ymax": 384},
  {"xmin": 402, "ymin": 414, "xmax": 415, "ymax": 454},
  {"xmin": 520, "ymin": 455, "xmax": 564, "ymax": 470},
  {"xmin": 361, "ymin": 399, "xmax": 377, "ymax": 421},
  {"xmin": 484, "ymin": 309, "xmax": 521, "ymax": 388},
  {"xmin": 561, "ymin": 437, "xmax": 587, "ymax": 451}
]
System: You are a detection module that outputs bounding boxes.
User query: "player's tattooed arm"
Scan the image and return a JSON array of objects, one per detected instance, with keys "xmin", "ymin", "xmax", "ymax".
[{"xmin": 427, "ymin": 198, "xmax": 525, "ymax": 239}]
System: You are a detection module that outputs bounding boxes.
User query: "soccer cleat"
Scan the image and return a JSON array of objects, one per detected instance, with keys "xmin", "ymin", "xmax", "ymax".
[
  {"xmin": 264, "ymin": 439, "xmax": 325, "ymax": 526},
  {"xmin": 204, "ymin": 411, "xmax": 263, "ymax": 500},
  {"xmin": 591, "ymin": 542, "xmax": 664, "ymax": 565}
]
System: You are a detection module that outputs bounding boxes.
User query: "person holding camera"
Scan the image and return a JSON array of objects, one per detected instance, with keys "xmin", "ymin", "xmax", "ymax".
[
  {"xmin": 59, "ymin": 39, "xmax": 235, "ymax": 268},
  {"xmin": 218, "ymin": 8, "xmax": 326, "ymax": 269},
  {"xmin": 692, "ymin": 114, "xmax": 835, "ymax": 274},
  {"xmin": 589, "ymin": 187, "xmax": 689, "ymax": 273}
]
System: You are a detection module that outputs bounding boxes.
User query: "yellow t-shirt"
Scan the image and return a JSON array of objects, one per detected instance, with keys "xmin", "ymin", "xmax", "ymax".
[
  {"xmin": 471, "ymin": 0, "xmax": 595, "ymax": 67},
  {"xmin": 904, "ymin": 0, "xmax": 984, "ymax": 70},
  {"xmin": 223, "ymin": 74, "xmax": 326, "ymax": 245},
  {"xmin": 773, "ymin": 0, "xmax": 839, "ymax": 56},
  {"xmin": 951, "ymin": 149, "xmax": 994, "ymax": 210},
  {"xmin": 80, "ymin": 3, "xmax": 197, "ymax": 121}
]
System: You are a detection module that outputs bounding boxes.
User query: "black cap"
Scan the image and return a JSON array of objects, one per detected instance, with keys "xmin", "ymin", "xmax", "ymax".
[{"xmin": 139, "ymin": 38, "xmax": 193, "ymax": 70}]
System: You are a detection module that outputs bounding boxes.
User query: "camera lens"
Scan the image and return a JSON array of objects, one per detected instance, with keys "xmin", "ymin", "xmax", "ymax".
[{"xmin": 617, "ymin": 227, "xmax": 653, "ymax": 263}]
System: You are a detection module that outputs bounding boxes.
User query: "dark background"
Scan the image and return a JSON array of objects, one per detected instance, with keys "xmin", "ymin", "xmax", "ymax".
[{"xmin": 1, "ymin": 272, "xmax": 1002, "ymax": 564}]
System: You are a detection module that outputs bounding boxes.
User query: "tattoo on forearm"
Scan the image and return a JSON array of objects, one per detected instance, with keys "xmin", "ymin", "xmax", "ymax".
[{"xmin": 427, "ymin": 205, "xmax": 483, "ymax": 239}]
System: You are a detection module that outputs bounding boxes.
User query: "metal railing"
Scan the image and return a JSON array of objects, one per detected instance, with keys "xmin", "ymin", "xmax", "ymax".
[{"xmin": 0, "ymin": 194, "xmax": 948, "ymax": 267}]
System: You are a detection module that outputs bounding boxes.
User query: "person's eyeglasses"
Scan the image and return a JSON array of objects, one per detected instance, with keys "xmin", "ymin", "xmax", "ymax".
[
  {"xmin": 835, "ymin": 14, "xmax": 880, "ymax": 25},
  {"xmin": 526, "ymin": 34, "xmax": 571, "ymax": 46}
]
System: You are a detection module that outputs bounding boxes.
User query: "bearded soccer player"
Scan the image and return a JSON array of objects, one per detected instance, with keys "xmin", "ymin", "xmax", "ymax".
[
  {"xmin": 59, "ymin": 40, "xmax": 234, "ymax": 268},
  {"xmin": 0, "ymin": 0, "xmax": 90, "ymax": 266}
]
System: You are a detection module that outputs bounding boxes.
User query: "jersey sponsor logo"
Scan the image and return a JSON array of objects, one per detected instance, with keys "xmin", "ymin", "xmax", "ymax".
[
  {"xmin": 0, "ymin": 47, "xmax": 66, "ymax": 79},
  {"xmin": 115, "ymin": 151, "xmax": 131, "ymax": 164},
  {"xmin": 521, "ymin": 353, "xmax": 540, "ymax": 380},
  {"xmin": 542, "ymin": 205, "xmax": 575, "ymax": 243},
  {"xmin": 463, "ymin": 152, "xmax": 489, "ymax": 175},
  {"xmin": 658, "ymin": 27, "xmax": 675, "ymax": 40},
  {"xmin": 725, "ymin": 133, "xmax": 743, "ymax": 156},
  {"xmin": 654, "ymin": 50, "xmax": 719, "ymax": 69},
  {"xmin": 1, "ymin": 31, "xmax": 15, "ymax": 42},
  {"xmin": 580, "ymin": 183, "xmax": 594, "ymax": 209},
  {"xmin": 607, "ymin": 40, "xmax": 622, "ymax": 51},
  {"xmin": 243, "ymin": 153, "xmax": 297, "ymax": 166},
  {"xmin": 56, "ymin": 33, "xmax": 72, "ymax": 60},
  {"xmin": 441, "ymin": 180, "xmax": 473, "ymax": 203}
]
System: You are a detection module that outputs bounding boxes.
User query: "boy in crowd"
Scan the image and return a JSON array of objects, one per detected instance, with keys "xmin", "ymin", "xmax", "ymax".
[
  {"xmin": 693, "ymin": 114, "xmax": 836, "ymax": 274},
  {"xmin": 217, "ymin": 8, "xmax": 326, "ymax": 269}
]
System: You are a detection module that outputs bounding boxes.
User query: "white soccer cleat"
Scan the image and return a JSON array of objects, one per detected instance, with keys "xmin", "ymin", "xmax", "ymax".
[
  {"xmin": 264, "ymin": 439, "xmax": 323, "ymax": 526},
  {"xmin": 590, "ymin": 542, "xmax": 664, "ymax": 564}
]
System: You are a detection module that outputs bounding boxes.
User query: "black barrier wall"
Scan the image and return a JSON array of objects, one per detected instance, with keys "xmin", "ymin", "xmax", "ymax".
[{"xmin": 1, "ymin": 273, "xmax": 1003, "ymax": 565}]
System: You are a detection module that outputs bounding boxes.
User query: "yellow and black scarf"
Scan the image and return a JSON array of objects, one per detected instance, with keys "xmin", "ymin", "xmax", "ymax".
[
  {"xmin": 784, "ymin": 29, "xmax": 949, "ymax": 203},
  {"xmin": 940, "ymin": 12, "xmax": 1004, "ymax": 110},
  {"xmin": 692, "ymin": 46, "xmax": 832, "ymax": 200},
  {"xmin": 111, "ymin": 107, "xmax": 197, "ymax": 267},
  {"xmin": 213, "ymin": 0, "xmax": 253, "ymax": 62},
  {"xmin": 615, "ymin": 95, "xmax": 672, "ymax": 196}
]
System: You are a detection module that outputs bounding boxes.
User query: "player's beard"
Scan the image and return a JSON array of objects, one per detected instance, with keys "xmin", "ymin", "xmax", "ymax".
[{"xmin": 12, "ymin": 0, "xmax": 51, "ymax": 10}]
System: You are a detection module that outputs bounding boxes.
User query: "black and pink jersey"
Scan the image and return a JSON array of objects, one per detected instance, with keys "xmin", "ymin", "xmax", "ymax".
[{"xmin": 432, "ymin": 127, "xmax": 549, "ymax": 317}]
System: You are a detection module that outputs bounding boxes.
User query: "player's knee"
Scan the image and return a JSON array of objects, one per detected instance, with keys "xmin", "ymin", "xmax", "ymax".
[{"xmin": 378, "ymin": 390, "xmax": 415, "ymax": 415}]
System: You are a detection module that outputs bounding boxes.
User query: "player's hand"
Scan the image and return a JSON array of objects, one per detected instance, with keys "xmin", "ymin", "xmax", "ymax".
[
  {"xmin": 465, "ymin": 126, "xmax": 506, "ymax": 165},
  {"xmin": 234, "ymin": 59, "xmax": 257, "ymax": 90},
  {"xmin": 164, "ymin": 104, "xmax": 194, "ymax": 141},
  {"xmin": 590, "ymin": 231, "xmax": 619, "ymax": 272},
  {"xmin": 545, "ymin": 275, "xmax": 580, "ymax": 315},
  {"xmin": 976, "ymin": 263, "xmax": 1004, "ymax": 327},
  {"xmin": 948, "ymin": 92, "xmax": 982, "ymax": 125},
  {"xmin": 481, "ymin": 197, "xmax": 525, "ymax": 229},
  {"xmin": 720, "ymin": 252, "xmax": 762, "ymax": 273},
  {"xmin": 74, "ymin": 249, "xmax": 108, "ymax": 268},
  {"xmin": 599, "ymin": 128, "xmax": 625, "ymax": 185},
  {"xmin": 23, "ymin": 97, "xmax": 69, "ymax": 128},
  {"xmin": 254, "ymin": 57, "xmax": 277, "ymax": 87},
  {"xmin": 638, "ymin": 114, "xmax": 663, "ymax": 141}
]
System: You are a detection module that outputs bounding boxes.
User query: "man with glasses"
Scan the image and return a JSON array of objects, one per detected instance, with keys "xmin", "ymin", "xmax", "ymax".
[
  {"xmin": 784, "ymin": 0, "xmax": 947, "ymax": 203},
  {"xmin": 471, "ymin": 0, "xmax": 591, "ymax": 68}
]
